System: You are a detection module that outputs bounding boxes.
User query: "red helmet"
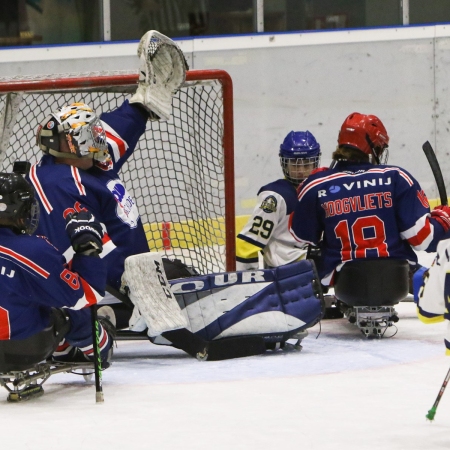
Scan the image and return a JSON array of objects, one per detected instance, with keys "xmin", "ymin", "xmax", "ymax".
[{"xmin": 338, "ymin": 112, "xmax": 389, "ymax": 156}]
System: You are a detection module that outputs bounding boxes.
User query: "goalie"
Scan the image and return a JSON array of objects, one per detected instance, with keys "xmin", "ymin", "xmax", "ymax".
[{"xmin": 26, "ymin": 30, "xmax": 272, "ymax": 360}]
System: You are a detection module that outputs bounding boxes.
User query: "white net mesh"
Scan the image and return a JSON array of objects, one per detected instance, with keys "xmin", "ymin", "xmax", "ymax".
[{"xmin": 0, "ymin": 71, "xmax": 234, "ymax": 274}]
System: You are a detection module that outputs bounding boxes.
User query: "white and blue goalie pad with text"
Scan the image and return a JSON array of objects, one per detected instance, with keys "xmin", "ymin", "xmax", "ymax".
[{"xmin": 170, "ymin": 260, "xmax": 324, "ymax": 343}]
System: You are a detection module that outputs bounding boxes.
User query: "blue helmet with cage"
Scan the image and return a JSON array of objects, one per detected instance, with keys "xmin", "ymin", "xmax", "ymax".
[{"xmin": 279, "ymin": 131, "xmax": 321, "ymax": 186}]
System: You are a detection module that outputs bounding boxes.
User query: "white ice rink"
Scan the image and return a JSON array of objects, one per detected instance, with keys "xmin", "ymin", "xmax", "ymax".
[{"xmin": 1, "ymin": 300, "xmax": 449, "ymax": 450}]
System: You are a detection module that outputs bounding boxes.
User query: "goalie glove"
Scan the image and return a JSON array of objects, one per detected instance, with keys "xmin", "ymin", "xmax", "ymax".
[
  {"xmin": 65, "ymin": 211, "xmax": 103, "ymax": 256},
  {"xmin": 130, "ymin": 30, "xmax": 189, "ymax": 121}
]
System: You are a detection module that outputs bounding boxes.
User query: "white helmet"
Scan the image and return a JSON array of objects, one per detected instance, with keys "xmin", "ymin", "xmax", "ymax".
[{"xmin": 36, "ymin": 103, "xmax": 109, "ymax": 162}]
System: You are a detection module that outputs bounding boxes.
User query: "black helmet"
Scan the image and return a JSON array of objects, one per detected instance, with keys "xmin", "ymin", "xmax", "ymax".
[{"xmin": 0, "ymin": 162, "xmax": 39, "ymax": 234}]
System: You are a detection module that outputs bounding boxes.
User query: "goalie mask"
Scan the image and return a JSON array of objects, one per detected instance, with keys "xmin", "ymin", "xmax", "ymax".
[
  {"xmin": 36, "ymin": 103, "xmax": 110, "ymax": 162},
  {"xmin": 279, "ymin": 131, "xmax": 321, "ymax": 187},
  {"xmin": 0, "ymin": 170, "xmax": 39, "ymax": 235}
]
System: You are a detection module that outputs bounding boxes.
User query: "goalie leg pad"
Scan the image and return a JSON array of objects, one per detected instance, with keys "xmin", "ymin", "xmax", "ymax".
[
  {"xmin": 130, "ymin": 30, "xmax": 189, "ymax": 121},
  {"xmin": 171, "ymin": 260, "xmax": 324, "ymax": 341},
  {"xmin": 123, "ymin": 252, "xmax": 188, "ymax": 337}
]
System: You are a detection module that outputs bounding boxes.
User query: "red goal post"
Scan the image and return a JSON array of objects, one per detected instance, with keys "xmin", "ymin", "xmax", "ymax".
[{"xmin": 0, "ymin": 69, "xmax": 236, "ymax": 274}]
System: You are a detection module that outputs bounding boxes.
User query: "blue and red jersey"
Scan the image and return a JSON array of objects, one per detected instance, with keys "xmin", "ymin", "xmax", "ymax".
[
  {"xmin": 27, "ymin": 100, "xmax": 150, "ymax": 290},
  {"xmin": 289, "ymin": 161, "xmax": 446, "ymax": 285},
  {"xmin": 0, "ymin": 228, "xmax": 106, "ymax": 340}
]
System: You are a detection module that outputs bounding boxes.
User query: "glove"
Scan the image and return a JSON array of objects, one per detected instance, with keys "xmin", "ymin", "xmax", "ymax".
[
  {"xmin": 433, "ymin": 204, "xmax": 450, "ymax": 214},
  {"xmin": 430, "ymin": 205, "xmax": 450, "ymax": 232},
  {"xmin": 65, "ymin": 211, "xmax": 103, "ymax": 256}
]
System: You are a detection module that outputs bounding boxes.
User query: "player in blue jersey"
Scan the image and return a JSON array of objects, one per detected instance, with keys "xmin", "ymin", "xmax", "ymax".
[
  {"xmin": 27, "ymin": 31, "xmax": 188, "ymax": 329},
  {"xmin": 236, "ymin": 131, "xmax": 321, "ymax": 271},
  {"xmin": 0, "ymin": 164, "xmax": 114, "ymax": 370},
  {"xmin": 30, "ymin": 100, "xmax": 150, "ymax": 296},
  {"xmin": 289, "ymin": 112, "xmax": 450, "ymax": 286}
]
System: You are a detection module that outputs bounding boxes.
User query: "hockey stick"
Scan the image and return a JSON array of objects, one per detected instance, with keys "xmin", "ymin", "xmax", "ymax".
[
  {"xmin": 426, "ymin": 366, "xmax": 450, "ymax": 421},
  {"xmin": 90, "ymin": 306, "xmax": 104, "ymax": 403},
  {"xmin": 421, "ymin": 141, "xmax": 450, "ymax": 419},
  {"xmin": 105, "ymin": 284, "xmax": 133, "ymax": 308},
  {"xmin": 422, "ymin": 141, "xmax": 448, "ymax": 206}
]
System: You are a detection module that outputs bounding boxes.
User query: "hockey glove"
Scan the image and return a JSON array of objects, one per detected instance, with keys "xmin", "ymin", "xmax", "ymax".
[
  {"xmin": 431, "ymin": 205, "xmax": 450, "ymax": 232},
  {"xmin": 65, "ymin": 211, "xmax": 103, "ymax": 256}
]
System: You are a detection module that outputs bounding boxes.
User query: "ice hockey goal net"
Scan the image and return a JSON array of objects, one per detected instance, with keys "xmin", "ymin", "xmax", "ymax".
[{"xmin": 0, "ymin": 70, "xmax": 235, "ymax": 274}]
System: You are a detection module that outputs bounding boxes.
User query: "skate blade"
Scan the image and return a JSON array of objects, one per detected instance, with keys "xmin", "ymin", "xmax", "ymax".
[{"xmin": 7, "ymin": 385, "xmax": 44, "ymax": 402}]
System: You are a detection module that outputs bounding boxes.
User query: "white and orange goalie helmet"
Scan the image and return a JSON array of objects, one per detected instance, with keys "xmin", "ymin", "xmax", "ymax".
[{"xmin": 36, "ymin": 102, "xmax": 109, "ymax": 162}]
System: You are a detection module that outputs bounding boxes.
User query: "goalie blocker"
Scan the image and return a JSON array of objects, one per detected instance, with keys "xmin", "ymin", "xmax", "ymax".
[{"xmin": 122, "ymin": 253, "xmax": 324, "ymax": 360}]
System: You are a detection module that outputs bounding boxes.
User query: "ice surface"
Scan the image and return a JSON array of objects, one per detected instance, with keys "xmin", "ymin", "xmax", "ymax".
[{"xmin": 1, "ymin": 301, "xmax": 449, "ymax": 450}]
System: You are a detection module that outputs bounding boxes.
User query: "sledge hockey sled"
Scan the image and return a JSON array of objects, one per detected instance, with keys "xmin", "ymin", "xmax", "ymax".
[
  {"xmin": 0, "ymin": 361, "xmax": 95, "ymax": 402},
  {"xmin": 333, "ymin": 259, "xmax": 409, "ymax": 337},
  {"xmin": 0, "ymin": 311, "xmax": 96, "ymax": 402}
]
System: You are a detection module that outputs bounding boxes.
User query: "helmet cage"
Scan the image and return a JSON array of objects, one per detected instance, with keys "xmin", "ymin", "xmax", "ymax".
[
  {"xmin": 279, "ymin": 130, "xmax": 321, "ymax": 186},
  {"xmin": 62, "ymin": 116, "xmax": 109, "ymax": 162},
  {"xmin": 375, "ymin": 147, "xmax": 389, "ymax": 165},
  {"xmin": 280, "ymin": 155, "xmax": 320, "ymax": 186}
]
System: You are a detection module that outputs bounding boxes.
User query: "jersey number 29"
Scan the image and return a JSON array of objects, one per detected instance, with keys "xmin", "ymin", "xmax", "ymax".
[{"xmin": 249, "ymin": 216, "xmax": 274, "ymax": 240}]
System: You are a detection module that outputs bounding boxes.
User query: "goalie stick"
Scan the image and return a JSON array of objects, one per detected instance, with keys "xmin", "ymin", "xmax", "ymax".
[{"xmin": 422, "ymin": 141, "xmax": 448, "ymax": 206}]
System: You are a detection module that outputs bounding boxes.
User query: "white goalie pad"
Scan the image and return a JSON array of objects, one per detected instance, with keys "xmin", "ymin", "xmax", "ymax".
[
  {"xmin": 122, "ymin": 252, "xmax": 187, "ymax": 337},
  {"xmin": 130, "ymin": 30, "xmax": 189, "ymax": 121}
]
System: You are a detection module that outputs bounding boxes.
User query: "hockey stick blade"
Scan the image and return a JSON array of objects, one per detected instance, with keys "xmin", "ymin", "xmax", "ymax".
[
  {"xmin": 425, "ymin": 366, "xmax": 450, "ymax": 421},
  {"xmin": 422, "ymin": 141, "xmax": 448, "ymax": 206}
]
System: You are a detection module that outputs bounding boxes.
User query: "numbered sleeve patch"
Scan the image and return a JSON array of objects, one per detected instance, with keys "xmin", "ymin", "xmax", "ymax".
[{"xmin": 260, "ymin": 195, "xmax": 277, "ymax": 213}]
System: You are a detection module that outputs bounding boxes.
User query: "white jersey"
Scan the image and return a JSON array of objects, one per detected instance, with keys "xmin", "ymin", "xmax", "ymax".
[
  {"xmin": 416, "ymin": 233, "xmax": 450, "ymax": 354},
  {"xmin": 236, "ymin": 179, "xmax": 308, "ymax": 271}
]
